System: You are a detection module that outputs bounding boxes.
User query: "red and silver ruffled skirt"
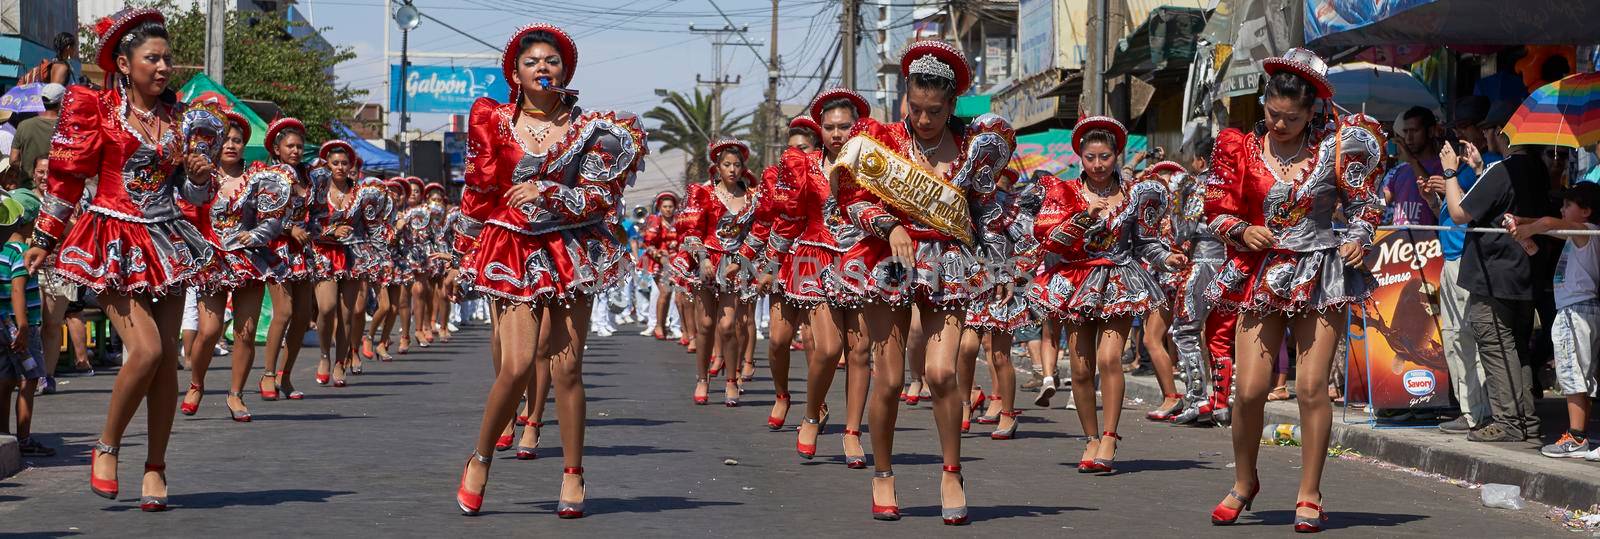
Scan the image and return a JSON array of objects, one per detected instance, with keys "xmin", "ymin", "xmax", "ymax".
[
  {"xmin": 268, "ymin": 237, "xmax": 313, "ymax": 282},
  {"xmin": 51, "ymin": 213, "xmax": 213, "ymax": 296},
  {"xmin": 1029, "ymin": 260, "xmax": 1167, "ymax": 323},
  {"xmin": 833, "ymin": 236, "xmax": 995, "ymax": 310},
  {"xmin": 1205, "ymin": 248, "xmax": 1374, "ymax": 315},
  {"xmin": 460, "ymin": 223, "xmax": 627, "ymax": 305}
]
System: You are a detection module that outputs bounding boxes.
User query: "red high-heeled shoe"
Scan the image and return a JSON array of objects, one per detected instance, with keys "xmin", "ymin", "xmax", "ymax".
[
  {"xmin": 1087, "ymin": 431, "xmax": 1121, "ymax": 473},
  {"xmin": 871, "ymin": 470, "xmax": 900, "ymax": 521},
  {"xmin": 692, "ymin": 378, "xmax": 709, "ymax": 405},
  {"xmin": 796, "ymin": 407, "xmax": 828, "ymax": 459},
  {"xmin": 1210, "ymin": 477, "xmax": 1260, "ymax": 525},
  {"xmin": 766, "ymin": 392, "xmax": 790, "ymax": 430},
  {"xmin": 259, "ymin": 373, "xmax": 279, "ymax": 401},
  {"xmin": 1293, "ymin": 501, "xmax": 1327, "ymax": 533},
  {"xmin": 90, "ymin": 441, "xmax": 118, "ymax": 499},
  {"xmin": 495, "ymin": 434, "xmax": 514, "ymax": 452},
  {"xmin": 180, "ymin": 383, "xmax": 203, "ymax": 416},
  {"xmin": 140, "ymin": 463, "xmax": 168, "ymax": 512},
  {"xmin": 1077, "ymin": 436, "xmax": 1100, "ymax": 473},
  {"xmin": 707, "ymin": 357, "xmax": 722, "ymax": 378},
  {"xmin": 456, "ymin": 451, "xmax": 491, "ymax": 516},
  {"xmin": 940, "ymin": 464, "xmax": 968, "ymax": 525}
]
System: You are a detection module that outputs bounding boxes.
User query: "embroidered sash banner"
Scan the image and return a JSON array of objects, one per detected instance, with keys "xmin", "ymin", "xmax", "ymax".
[{"xmin": 826, "ymin": 136, "xmax": 973, "ymax": 245}]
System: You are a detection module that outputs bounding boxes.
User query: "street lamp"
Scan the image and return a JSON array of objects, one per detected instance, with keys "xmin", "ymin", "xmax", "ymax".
[{"xmin": 394, "ymin": 0, "xmax": 421, "ymax": 174}]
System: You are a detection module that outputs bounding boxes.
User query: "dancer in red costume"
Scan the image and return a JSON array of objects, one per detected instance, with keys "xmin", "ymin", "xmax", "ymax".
[
  {"xmin": 826, "ymin": 41, "xmax": 1014, "ymax": 524},
  {"xmin": 641, "ymin": 191, "xmax": 681, "ymax": 340},
  {"xmin": 672, "ymin": 138, "xmax": 760, "ymax": 407},
  {"xmin": 1202, "ymin": 48, "xmax": 1384, "ymax": 533},
  {"xmin": 257, "ymin": 118, "xmax": 320, "ymax": 396},
  {"xmin": 958, "ymin": 167, "xmax": 1042, "ymax": 439},
  {"xmin": 749, "ymin": 115, "xmax": 821, "ymax": 431},
  {"xmin": 452, "ymin": 23, "xmax": 646, "ymax": 518},
  {"xmin": 763, "ymin": 90, "xmax": 874, "ymax": 466},
  {"xmin": 309, "ymin": 140, "xmax": 378, "ymax": 386},
  {"xmin": 26, "ymin": 8, "xmax": 219, "ymax": 511},
  {"xmin": 182, "ymin": 108, "xmax": 290, "ymax": 421},
  {"xmin": 363, "ymin": 178, "xmax": 410, "ymax": 362},
  {"xmin": 1137, "ymin": 160, "xmax": 1189, "ymax": 422},
  {"xmin": 1031, "ymin": 116, "xmax": 1183, "ymax": 474}
]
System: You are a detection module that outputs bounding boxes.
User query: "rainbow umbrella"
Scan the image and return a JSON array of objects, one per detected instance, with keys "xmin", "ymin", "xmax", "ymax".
[{"xmin": 1503, "ymin": 72, "xmax": 1600, "ymax": 149}]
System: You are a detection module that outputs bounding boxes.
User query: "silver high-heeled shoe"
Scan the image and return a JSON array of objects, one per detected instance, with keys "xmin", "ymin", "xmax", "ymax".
[
  {"xmin": 990, "ymin": 410, "xmax": 1022, "ymax": 440},
  {"xmin": 940, "ymin": 465, "xmax": 968, "ymax": 525},
  {"xmin": 556, "ymin": 467, "xmax": 586, "ymax": 519}
]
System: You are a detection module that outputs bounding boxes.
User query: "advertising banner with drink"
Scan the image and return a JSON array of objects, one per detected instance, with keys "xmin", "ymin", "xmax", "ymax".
[{"xmin": 1346, "ymin": 228, "xmax": 1453, "ymax": 410}]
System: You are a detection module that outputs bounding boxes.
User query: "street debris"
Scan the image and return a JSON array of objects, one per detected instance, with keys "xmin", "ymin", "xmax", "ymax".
[
  {"xmin": 723, "ymin": 458, "xmax": 738, "ymax": 466},
  {"xmin": 1481, "ymin": 484, "xmax": 1527, "ymax": 510}
]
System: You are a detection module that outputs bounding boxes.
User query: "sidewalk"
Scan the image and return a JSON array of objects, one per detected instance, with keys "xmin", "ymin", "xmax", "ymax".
[{"xmin": 1121, "ymin": 374, "xmax": 1600, "ymax": 511}]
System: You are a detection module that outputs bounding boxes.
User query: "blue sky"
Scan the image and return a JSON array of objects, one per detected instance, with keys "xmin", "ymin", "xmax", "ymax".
[{"xmin": 306, "ymin": 0, "xmax": 845, "ymax": 140}]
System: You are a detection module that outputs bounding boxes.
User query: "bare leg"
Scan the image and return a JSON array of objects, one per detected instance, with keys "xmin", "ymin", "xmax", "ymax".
[
  {"xmin": 799, "ymin": 304, "xmax": 845, "ymax": 452},
  {"xmin": 1291, "ymin": 312, "xmax": 1340, "ymax": 519},
  {"xmin": 40, "ymin": 294, "xmax": 68, "ymax": 377},
  {"xmin": 842, "ymin": 308, "xmax": 871, "ymax": 453},
  {"xmin": 460, "ymin": 301, "xmax": 542, "ymax": 500},
  {"xmin": 279, "ymin": 281, "xmax": 317, "ymax": 390},
  {"xmin": 398, "ymin": 279, "xmax": 414, "ymax": 352},
  {"xmin": 957, "ymin": 327, "xmax": 980, "ymax": 429},
  {"xmin": 987, "ymin": 332, "xmax": 1018, "ymax": 433},
  {"xmin": 545, "ymin": 298, "xmax": 591, "ymax": 507},
  {"xmin": 766, "ymin": 300, "xmax": 796, "ymax": 427},
  {"xmin": 1145, "ymin": 307, "xmax": 1180, "ymax": 412},
  {"xmin": 517, "ymin": 311, "xmax": 554, "ymax": 452},
  {"xmin": 1040, "ymin": 318, "xmax": 1065, "ymax": 406},
  {"xmin": 183, "ymin": 294, "xmax": 226, "ymax": 413},
  {"xmin": 93, "ymin": 291, "xmax": 183, "ymax": 500},
  {"xmin": 654, "ymin": 276, "xmax": 673, "ymax": 336},
  {"xmin": 1093, "ymin": 317, "xmax": 1133, "ymax": 462},
  {"xmin": 865, "ymin": 303, "xmax": 910, "ymax": 510},
  {"xmin": 692, "ymin": 289, "xmax": 717, "ymax": 402},
  {"xmin": 905, "ymin": 306, "xmax": 927, "ymax": 399},
  {"xmin": 1067, "ymin": 321, "xmax": 1101, "ymax": 462},
  {"xmin": 1216, "ymin": 312, "xmax": 1287, "ymax": 513},
  {"xmin": 340, "ymin": 280, "xmax": 365, "ymax": 373},
  {"xmin": 226, "ymin": 284, "xmax": 266, "ymax": 399},
  {"xmin": 314, "ymin": 279, "xmax": 338, "ymax": 372},
  {"xmin": 917, "ymin": 307, "xmax": 966, "ymax": 511},
  {"xmin": 716, "ymin": 294, "xmax": 740, "ymax": 403},
  {"xmin": 260, "ymin": 282, "xmax": 293, "ymax": 381}
]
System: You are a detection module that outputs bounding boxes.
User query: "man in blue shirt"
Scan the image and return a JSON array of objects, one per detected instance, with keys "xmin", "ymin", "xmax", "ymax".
[{"xmin": 1426, "ymin": 96, "xmax": 1507, "ymax": 434}]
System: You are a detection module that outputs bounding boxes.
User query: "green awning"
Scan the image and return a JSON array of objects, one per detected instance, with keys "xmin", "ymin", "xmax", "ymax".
[
  {"xmin": 955, "ymin": 94, "xmax": 992, "ymax": 118},
  {"xmin": 1107, "ymin": 6, "xmax": 1208, "ymax": 77}
]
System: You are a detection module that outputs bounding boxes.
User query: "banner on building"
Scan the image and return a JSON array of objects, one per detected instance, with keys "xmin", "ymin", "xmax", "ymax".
[
  {"xmin": 1017, "ymin": 0, "xmax": 1055, "ymax": 76},
  {"xmin": 1011, "ymin": 129, "xmax": 1148, "ymax": 180},
  {"xmin": 389, "ymin": 65, "xmax": 510, "ymax": 114},
  {"xmin": 1219, "ymin": 0, "xmax": 1303, "ymax": 97},
  {"xmin": 1346, "ymin": 228, "xmax": 1453, "ymax": 410}
]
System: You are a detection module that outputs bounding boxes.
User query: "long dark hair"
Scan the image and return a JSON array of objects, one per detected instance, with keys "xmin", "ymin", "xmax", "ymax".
[
  {"xmin": 52, "ymin": 32, "xmax": 76, "ymax": 61},
  {"xmin": 516, "ymin": 31, "xmax": 578, "ymax": 108}
]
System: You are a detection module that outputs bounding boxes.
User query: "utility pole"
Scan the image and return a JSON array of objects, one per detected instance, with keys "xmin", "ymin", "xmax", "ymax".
[
  {"xmin": 690, "ymin": 24, "xmax": 753, "ymax": 143},
  {"xmin": 765, "ymin": 0, "xmax": 781, "ymax": 165},
  {"xmin": 1086, "ymin": 0, "xmax": 1109, "ymax": 116},
  {"xmin": 205, "ymin": 0, "xmax": 225, "ymax": 84},
  {"xmin": 841, "ymin": 0, "xmax": 856, "ymax": 90}
]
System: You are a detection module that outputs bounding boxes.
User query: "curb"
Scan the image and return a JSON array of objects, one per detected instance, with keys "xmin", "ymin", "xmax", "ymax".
[
  {"xmin": 1121, "ymin": 375, "xmax": 1600, "ymax": 510},
  {"xmin": 0, "ymin": 434, "xmax": 19, "ymax": 479}
]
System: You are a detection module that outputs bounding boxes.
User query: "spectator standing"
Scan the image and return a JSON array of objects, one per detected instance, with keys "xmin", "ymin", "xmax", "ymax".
[
  {"xmin": 1506, "ymin": 183, "xmax": 1600, "ymax": 458},
  {"xmin": 0, "ymin": 188, "xmax": 51, "ymax": 456},
  {"xmin": 1437, "ymin": 141, "xmax": 1558, "ymax": 442},
  {"xmin": 9, "ymin": 83, "xmax": 65, "ymax": 189},
  {"xmin": 45, "ymin": 32, "xmax": 80, "ymax": 86},
  {"xmin": 1386, "ymin": 106, "xmax": 1445, "ymax": 226},
  {"xmin": 1432, "ymin": 99, "xmax": 1496, "ymax": 434}
]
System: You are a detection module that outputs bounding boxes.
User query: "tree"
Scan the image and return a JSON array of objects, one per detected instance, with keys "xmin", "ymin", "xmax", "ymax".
[
  {"xmin": 644, "ymin": 89, "xmax": 754, "ymax": 189},
  {"xmin": 81, "ymin": 0, "xmax": 365, "ymax": 141}
]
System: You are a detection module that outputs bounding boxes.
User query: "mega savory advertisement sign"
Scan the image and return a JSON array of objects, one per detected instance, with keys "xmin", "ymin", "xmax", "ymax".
[{"xmin": 1346, "ymin": 229, "xmax": 1453, "ymax": 410}]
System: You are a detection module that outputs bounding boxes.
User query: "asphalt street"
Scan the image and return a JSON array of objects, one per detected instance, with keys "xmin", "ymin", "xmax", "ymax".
[{"xmin": 0, "ymin": 321, "xmax": 1571, "ymax": 537}]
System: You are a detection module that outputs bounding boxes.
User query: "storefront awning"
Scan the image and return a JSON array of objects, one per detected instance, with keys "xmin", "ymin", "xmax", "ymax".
[
  {"xmin": 1107, "ymin": 6, "xmax": 1208, "ymax": 78},
  {"xmin": 1305, "ymin": 0, "xmax": 1600, "ymax": 47}
]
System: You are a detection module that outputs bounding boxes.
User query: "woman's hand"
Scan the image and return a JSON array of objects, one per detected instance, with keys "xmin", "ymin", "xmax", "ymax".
[
  {"xmin": 184, "ymin": 153, "xmax": 216, "ymax": 185},
  {"xmin": 1165, "ymin": 253, "xmax": 1188, "ymax": 268},
  {"xmin": 699, "ymin": 257, "xmax": 715, "ymax": 283},
  {"xmin": 289, "ymin": 225, "xmax": 310, "ymax": 244},
  {"xmin": 1337, "ymin": 241, "xmax": 1365, "ymax": 267},
  {"xmin": 331, "ymin": 225, "xmax": 354, "ymax": 240},
  {"xmin": 23, "ymin": 247, "xmax": 48, "ymax": 273},
  {"xmin": 756, "ymin": 272, "xmax": 775, "ymax": 294},
  {"xmin": 1240, "ymin": 225, "xmax": 1275, "ymax": 252},
  {"xmin": 888, "ymin": 225, "xmax": 915, "ymax": 269},
  {"xmin": 505, "ymin": 182, "xmax": 544, "ymax": 209},
  {"xmin": 1086, "ymin": 198, "xmax": 1112, "ymax": 220}
]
